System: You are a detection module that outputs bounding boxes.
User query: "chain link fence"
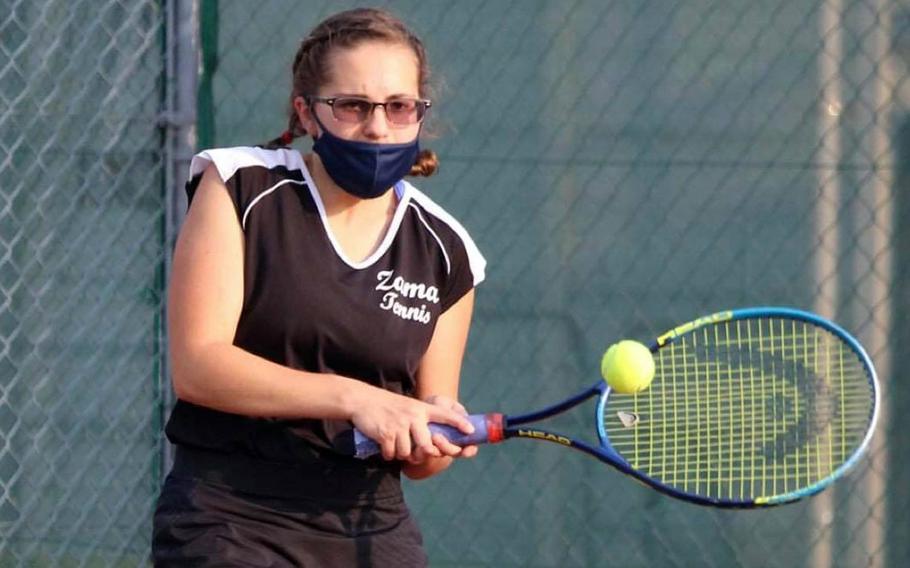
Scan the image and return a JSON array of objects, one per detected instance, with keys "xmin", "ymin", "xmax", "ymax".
[
  {"xmin": 205, "ymin": 1, "xmax": 907, "ymax": 566},
  {"xmin": 3, "ymin": 0, "xmax": 909, "ymax": 566},
  {"xmin": 0, "ymin": 0, "xmax": 169, "ymax": 565}
]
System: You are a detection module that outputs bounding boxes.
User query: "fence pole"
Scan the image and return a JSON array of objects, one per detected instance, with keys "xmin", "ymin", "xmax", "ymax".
[{"xmin": 160, "ymin": 0, "xmax": 198, "ymax": 477}]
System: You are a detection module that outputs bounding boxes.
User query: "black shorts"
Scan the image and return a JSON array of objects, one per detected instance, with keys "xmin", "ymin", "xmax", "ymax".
[{"xmin": 152, "ymin": 449, "xmax": 427, "ymax": 567}]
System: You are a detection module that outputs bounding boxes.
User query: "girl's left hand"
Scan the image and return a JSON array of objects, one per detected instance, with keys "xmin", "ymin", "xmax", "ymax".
[{"xmin": 406, "ymin": 395, "xmax": 479, "ymax": 464}]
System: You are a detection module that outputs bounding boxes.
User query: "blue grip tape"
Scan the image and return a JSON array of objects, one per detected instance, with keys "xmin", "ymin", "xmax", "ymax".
[{"xmin": 353, "ymin": 414, "xmax": 490, "ymax": 458}]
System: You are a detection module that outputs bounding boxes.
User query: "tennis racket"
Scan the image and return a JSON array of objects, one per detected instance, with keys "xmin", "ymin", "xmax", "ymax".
[{"xmin": 353, "ymin": 307, "xmax": 880, "ymax": 508}]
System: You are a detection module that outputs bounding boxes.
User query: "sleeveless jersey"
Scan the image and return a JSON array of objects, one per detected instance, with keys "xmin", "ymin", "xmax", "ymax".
[{"xmin": 164, "ymin": 146, "xmax": 486, "ymax": 471}]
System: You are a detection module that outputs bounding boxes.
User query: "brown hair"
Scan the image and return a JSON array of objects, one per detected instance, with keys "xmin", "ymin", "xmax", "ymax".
[{"xmin": 264, "ymin": 8, "xmax": 438, "ymax": 177}]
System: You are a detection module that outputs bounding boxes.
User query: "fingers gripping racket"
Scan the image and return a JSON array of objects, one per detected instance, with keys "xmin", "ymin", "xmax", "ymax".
[{"xmin": 353, "ymin": 307, "xmax": 880, "ymax": 508}]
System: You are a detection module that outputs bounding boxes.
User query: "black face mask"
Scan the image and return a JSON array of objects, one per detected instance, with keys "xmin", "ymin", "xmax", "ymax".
[{"xmin": 311, "ymin": 114, "xmax": 419, "ymax": 199}]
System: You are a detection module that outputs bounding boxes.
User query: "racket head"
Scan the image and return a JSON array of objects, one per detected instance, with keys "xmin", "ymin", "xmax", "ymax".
[{"xmin": 597, "ymin": 307, "xmax": 879, "ymax": 507}]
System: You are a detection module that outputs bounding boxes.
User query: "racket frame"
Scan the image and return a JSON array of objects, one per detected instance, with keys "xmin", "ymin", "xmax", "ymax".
[
  {"xmin": 500, "ymin": 307, "xmax": 879, "ymax": 507},
  {"xmin": 354, "ymin": 307, "xmax": 879, "ymax": 508}
]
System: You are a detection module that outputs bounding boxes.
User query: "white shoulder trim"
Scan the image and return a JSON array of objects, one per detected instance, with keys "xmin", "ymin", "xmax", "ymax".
[
  {"xmin": 187, "ymin": 146, "xmax": 305, "ymax": 183},
  {"xmin": 402, "ymin": 181, "xmax": 486, "ymax": 286}
]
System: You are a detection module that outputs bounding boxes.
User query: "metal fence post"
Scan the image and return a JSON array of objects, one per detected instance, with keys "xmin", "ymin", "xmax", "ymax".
[{"xmin": 160, "ymin": 0, "xmax": 198, "ymax": 478}]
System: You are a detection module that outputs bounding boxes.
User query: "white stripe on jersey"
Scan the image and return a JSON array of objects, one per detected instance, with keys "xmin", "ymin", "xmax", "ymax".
[
  {"xmin": 402, "ymin": 181, "xmax": 487, "ymax": 286},
  {"xmin": 242, "ymin": 179, "xmax": 307, "ymax": 230},
  {"xmin": 297, "ymin": 160, "xmax": 414, "ymax": 270},
  {"xmin": 408, "ymin": 202, "xmax": 452, "ymax": 275}
]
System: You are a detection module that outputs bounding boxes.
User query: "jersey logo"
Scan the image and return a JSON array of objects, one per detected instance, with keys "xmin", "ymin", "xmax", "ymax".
[{"xmin": 375, "ymin": 270, "xmax": 438, "ymax": 324}]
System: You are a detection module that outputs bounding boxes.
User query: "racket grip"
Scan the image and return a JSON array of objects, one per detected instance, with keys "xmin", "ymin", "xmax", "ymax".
[{"xmin": 353, "ymin": 413, "xmax": 504, "ymax": 459}]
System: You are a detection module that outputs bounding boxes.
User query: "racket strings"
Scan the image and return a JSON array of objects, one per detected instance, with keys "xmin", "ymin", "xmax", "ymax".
[{"xmin": 603, "ymin": 317, "xmax": 875, "ymax": 501}]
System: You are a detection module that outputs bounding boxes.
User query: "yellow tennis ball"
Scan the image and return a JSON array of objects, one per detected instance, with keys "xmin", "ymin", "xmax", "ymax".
[{"xmin": 600, "ymin": 340, "xmax": 655, "ymax": 394}]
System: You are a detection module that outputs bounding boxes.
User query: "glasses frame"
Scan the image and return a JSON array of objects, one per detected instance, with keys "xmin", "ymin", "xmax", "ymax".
[{"xmin": 306, "ymin": 95, "xmax": 432, "ymax": 126}]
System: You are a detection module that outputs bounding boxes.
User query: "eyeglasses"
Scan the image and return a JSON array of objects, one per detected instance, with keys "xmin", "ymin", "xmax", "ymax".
[{"xmin": 307, "ymin": 95, "xmax": 431, "ymax": 126}]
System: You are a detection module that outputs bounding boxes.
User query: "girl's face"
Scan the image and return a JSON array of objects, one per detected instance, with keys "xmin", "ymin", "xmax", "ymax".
[{"xmin": 296, "ymin": 40, "xmax": 423, "ymax": 144}]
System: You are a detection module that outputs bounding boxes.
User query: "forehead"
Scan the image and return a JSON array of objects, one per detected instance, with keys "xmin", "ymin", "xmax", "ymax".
[{"xmin": 322, "ymin": 40, "xmax": 420, "ymax": 96}]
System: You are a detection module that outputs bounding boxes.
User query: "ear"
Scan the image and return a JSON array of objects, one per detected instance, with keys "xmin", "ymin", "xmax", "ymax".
[{"xmin": 293, "ymin": 96, "xmax": 318, "ymax": 137}]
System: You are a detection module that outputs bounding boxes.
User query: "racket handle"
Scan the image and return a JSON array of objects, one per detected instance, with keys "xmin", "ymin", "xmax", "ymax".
[{"xmin": 353, "ymin": 413, "xmax": 504, "ymax": 459}]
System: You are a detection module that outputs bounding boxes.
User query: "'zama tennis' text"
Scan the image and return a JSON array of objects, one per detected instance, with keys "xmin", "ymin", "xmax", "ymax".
[{"xmin": 375, "ymin": 270, "xmax": 438, "ymax": 324}]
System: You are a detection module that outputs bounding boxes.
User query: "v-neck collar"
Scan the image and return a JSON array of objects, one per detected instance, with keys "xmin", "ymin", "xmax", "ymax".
[{"xmin": 298, "ymin": 155, "xmax": 411, "ymax": 270}]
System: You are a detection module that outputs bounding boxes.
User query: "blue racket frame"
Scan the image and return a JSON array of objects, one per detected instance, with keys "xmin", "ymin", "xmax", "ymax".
[{"xmin": 354, "ymin": 307, "xmax": 880, "ymax": 508}]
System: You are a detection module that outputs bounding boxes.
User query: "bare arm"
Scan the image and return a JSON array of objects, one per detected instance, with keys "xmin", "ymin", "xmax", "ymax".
[
  {"xmin": 402, "ymin": 289, "xmax": 478, "ymax": 480},
  {"xmin": 168, "ymin": 164, "xmax": 473, "ymax": 459}
]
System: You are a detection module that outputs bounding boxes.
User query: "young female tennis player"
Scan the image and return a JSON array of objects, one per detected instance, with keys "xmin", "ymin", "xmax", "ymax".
[{"xmin": 152, "ymin": 8, "xmax": 485, "ymax": 566}]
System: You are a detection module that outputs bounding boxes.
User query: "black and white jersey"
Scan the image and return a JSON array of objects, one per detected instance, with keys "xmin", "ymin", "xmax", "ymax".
[{"xmin": 164, "ymin": 146, "xmax": 486, "ymax": 468}]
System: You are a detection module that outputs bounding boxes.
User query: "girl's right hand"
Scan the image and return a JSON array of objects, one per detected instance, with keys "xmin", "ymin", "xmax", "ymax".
[{"xmin": 349, "ymin": 385, "xmax": 475, "ymax": 462}]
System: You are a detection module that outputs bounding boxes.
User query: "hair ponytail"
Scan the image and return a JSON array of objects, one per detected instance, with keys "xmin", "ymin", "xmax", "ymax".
[
  {"xmin": 261, "ymin": 128, "xmax": 299, "ymax": 150},
  {"xmin": 409, "ymin": 149, "xmax": 438, "ymax": 177}
]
